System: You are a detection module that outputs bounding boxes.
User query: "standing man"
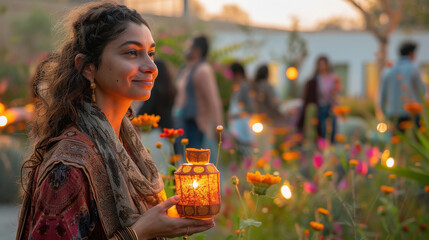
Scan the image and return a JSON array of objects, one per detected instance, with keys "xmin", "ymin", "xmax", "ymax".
[
  {"xmin": 174, "ymin": 35, "xmax": 223, "ymax": 148},
  {"xmin": 379, "ymin": 41, "xmax": 425, "ymax": 130}
]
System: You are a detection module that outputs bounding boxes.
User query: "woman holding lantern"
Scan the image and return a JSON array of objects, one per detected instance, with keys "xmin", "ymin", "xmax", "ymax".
[{"xmin": 17, "ymin": 1, "xmax": 214, "ymax": 239}]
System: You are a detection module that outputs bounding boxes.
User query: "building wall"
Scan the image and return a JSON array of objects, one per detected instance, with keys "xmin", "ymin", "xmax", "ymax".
[{"xmin": 213, "ymin": 30, "xmax": 429, "ymax": 98}]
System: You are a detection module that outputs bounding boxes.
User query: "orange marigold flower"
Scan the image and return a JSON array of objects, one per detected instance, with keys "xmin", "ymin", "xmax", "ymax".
[
  {"xmin": 388, "ymin": 174, "xmax": 397, "ymax": 180},
  {"xmin": 216, "ymin": 125, "xmax": 224, "ymax": 133},
  {"xmin": 399, "ymin": 121, "xmax": 414, "ymax": 130},
  {"xmin": 317, "ymin": 208, "xmax": 330, "ymax": 215},
  {"xmin": 349, "ymin": 160, "xmax": 359, "ymax": 166},
  {"xmin": 155, "ymin": 142, "xmax": 162, "ymax": 149},
  {"xmin": 309, "ymin": 221, "xmax": 325, "ymax": 231},
  {"xmin": 181, "ymin": 138, "xmax": 189, "ymax": 145},
  {"xmin": 282, "ymin": 151, "xmax": 301, "ymax": 162},
  {"xmin": 420, "ymin": 126, "xmax": 426, "ymax": 133},
  {"xmin": 160, "ymin": 128, "xmax": 184, "ymax": 144},
  {"xmin": 391, "ymin": 136, "xmax": 400, "ymax": 144},
  {"xmin": 380, "ymin": 185, "xmax": 395, "ymax": 194},
  {"xmin": 304, "ymin": 229, "xmax": 310, "ymax": 237},
  {"xmin": 404, "ymin": 102, "xmax": 423, "ymax": 115},
  {"xmin": 132, "ymin": 113, "xmax": 161, "ymax": 130},
  {"xmin": 311, "ymin": 118, "xmax": 318, "ymax": 125},
  {"xmin": 169, "ymin": 154, "xmax": 181, "ymax": 164},
  {"xmin": 335, "ymin": 134, "xmax": 346, "ymax": 143},
  {"xmin": 247, "ymin": 171, "xmax": 281, "ymax": 195},
  {"xmin": 256, "ymin": 158, "xmax": 266, "ymax": 168},
  {"xmin": 425, "ymin": 186, "xmax": 429, "ymax": 193},
  {"xmin": 324, "ymin": 171, "xmax": 333, "ymax": 180},
  {"xmin": 332, "ymin": 106, "xmax": 351, "ymax": 117}
]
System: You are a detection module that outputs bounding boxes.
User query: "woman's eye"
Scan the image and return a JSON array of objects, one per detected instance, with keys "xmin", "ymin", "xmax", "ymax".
[
  {"xmin": 126, "ymin": 50, "xmax": 138, "ymax": 56},
  {"xmin": 148, "ymin": 51, "xmax": 156, "ymax": 58}
]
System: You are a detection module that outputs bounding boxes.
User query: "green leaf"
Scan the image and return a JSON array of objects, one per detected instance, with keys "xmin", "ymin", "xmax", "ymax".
[
  {"xmin": 239, "ymin": 218, "xmax": 262, "ymax": 229},
  {"xmin": 375, "ymin": 165, "xmax": 429, "ymax": 184}
]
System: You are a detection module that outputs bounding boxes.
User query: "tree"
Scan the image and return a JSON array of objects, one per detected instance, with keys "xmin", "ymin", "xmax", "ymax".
[
  {"xmin": 316, "ymin": 16, "xmax": 363, "ymax": 31},
  {"xmin": 345, "ymin": 0, "xmax": 405, "ymax": 75},
  {"xmin": 400, "ymin": 0, "xmax": 429, "ymax": 29},
  {"xmin": 212, "ymin": 4, "xmax": 251, "ymax": 25}
]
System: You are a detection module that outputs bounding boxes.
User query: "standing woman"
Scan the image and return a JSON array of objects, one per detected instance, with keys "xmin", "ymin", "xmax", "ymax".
[
  {"xmin": 297, "ymin": 55, "xmax": 340, "ymax": 142},
  {"xmin": 17, "ymin": 1, "xmax": 214, "ymax": 239}
]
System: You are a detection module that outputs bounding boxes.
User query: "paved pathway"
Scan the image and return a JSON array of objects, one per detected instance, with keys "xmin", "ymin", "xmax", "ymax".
[{"xmin": 0, "ymin": 205, "xmax": 20, "ymax": 240}]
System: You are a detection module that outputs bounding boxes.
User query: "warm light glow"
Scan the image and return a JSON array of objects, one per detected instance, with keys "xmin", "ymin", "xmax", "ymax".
[
  {"xmin": 386, "ymin": 157, "xmax": 395, "ymax": 168},
  {"xmin": 252, "ymin": 123, "xmax": 263, "ymax": 133},
  {"xmin": 0, "ymin": 116, "xmax": 7, "ymax": 127},
  {"xmin": 376, "ymin": 122, "xmax": 387, "ymax": 133},
  {"xmin": 0, "ymin": 103, "xmax": 5, "ymax": 114},
  {"xmin": 281, "ymin": 185, "xmax": 292, "ymax": 200},
  {"xmin": 193, "ymin": 180, "xmax": 199, "ymax": 189},
  {"xmin": 286, "ymin": 67, "xmax": 298, "ymax": 80}
]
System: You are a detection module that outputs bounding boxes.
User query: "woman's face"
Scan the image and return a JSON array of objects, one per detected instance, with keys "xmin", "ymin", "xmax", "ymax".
[
  {"xmin": 317, "ymin": 59, "xmax": 329, "ymax": 73},
  {"xmin": 93, "ymin": 22, "xmax": 158, "ymax": 103}
]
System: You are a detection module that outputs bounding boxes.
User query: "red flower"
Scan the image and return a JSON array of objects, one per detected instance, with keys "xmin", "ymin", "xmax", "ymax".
[{"xmin": 160, "ymin": 128, "xmax": 184, "ymax": 143}]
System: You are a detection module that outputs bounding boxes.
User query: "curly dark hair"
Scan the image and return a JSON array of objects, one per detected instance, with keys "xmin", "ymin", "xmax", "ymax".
[{"xmin": 21, "ymin": 0, "xmax": 150, "ymax": 194}]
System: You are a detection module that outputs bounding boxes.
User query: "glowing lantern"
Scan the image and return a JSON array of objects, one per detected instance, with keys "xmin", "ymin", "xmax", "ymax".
[
  {"xmin": 174, "ymin": 148, "xmax": 220, "ymax": 219},
  {"xmin": 286, "ymin": 67, "xmax": 298, "ymax": 80}
]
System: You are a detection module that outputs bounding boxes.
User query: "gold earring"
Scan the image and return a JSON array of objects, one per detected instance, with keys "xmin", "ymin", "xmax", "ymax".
[{"xmin": 90, "ymin": 80, "xmax": 96, "ymax": 103}]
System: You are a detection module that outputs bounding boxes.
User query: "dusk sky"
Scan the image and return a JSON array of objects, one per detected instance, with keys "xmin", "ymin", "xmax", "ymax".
[{"xmin": 198, "ymin": 0, "xmax": 362, "ymax": 30}]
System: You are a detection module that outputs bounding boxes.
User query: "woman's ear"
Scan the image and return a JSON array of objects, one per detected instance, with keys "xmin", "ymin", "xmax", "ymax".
[{"xmin": 75, "ymin": 53, "xmax": 95, "ymax": 81}]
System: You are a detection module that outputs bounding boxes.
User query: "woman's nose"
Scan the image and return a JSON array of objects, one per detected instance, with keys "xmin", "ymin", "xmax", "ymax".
[{"xmin": 139, "ymin": 57, "xmax": 157, "ymax": 73}]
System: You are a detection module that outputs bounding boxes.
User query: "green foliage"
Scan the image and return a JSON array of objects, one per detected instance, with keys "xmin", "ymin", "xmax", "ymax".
[
  {"xmin": 11, "ymin": 7, "xmax": 53, "ymax": 55},
  {"xmin": 0, "ymin": 61, "xmax": 30, "ymax": 104}
]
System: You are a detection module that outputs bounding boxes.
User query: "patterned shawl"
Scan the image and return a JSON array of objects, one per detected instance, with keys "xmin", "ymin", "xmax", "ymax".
[{"xmin": 76, "ymin": 102, "xmax": 164, "ymax": 228}]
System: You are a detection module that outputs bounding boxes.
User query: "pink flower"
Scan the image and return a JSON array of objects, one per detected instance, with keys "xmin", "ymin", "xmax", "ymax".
[
  {"xmin": 317, "ymin": 137, "xmax": 327, "ymax": 151},
  {"xmin": 333, "ymin": 222, "xmax": 343, "ymax": 235},
  {"xmin": 229, "ymin": 162, "xmax": 238, "ymax": 174},
  {"xmin": 272, "ymin": 157, "xmax": 282, "ymax": 169},
  {"xmin": 243, "ymin": 156, "xmax": 252, "ymax": 171},
  {"xmin": 224, "ymin": 186, "xmax": 232, "ymax": 196},
  {"xmin": 160, "ymin": 45, "xmax": 173, "ymax": 54},
  {"xmin": 223, "ymin": 68, "xmax": 233, "ymax": 79},
  {"xmin": 365, "ymin": 146, "xmax": 380, "ymax": 159},
  {"xmin": 338, "ymin": 179, "xmax": 349, "ymax": 190},
  {"xmin": 313, "ymin": 153, "xmax": 324, "ymax": 169},
  {"xmin": 356, "ymin": 161, "xmax": 368, "ymax": 175},
  {"xmin": 304, "ymin": 181, "xmax": 317, "ymax": 194}
]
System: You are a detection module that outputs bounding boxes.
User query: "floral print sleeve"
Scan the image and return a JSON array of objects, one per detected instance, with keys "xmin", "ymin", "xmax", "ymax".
[{"xmin": 28, "ymin": 162, "xmax": 103, "ymax": 239}]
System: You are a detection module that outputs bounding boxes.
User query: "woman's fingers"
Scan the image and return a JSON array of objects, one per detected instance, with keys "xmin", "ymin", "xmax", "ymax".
[{"xmin": 157, "ymin": 195, "xmax": 180, "ymax": 212}]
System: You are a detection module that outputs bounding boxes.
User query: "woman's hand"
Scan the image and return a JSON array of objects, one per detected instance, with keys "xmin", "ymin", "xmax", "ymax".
[{"xmin": 131, "ymin": 196, "xmax": 215, "ymax": 240}]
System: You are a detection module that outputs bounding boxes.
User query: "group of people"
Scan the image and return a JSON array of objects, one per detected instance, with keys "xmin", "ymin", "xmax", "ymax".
[{"xmin": 16, "ymin": 0, "xmax": 425, "ymax": 239}]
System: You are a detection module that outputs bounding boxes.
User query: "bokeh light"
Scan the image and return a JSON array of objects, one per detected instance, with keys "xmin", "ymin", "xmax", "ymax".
[
  {"xmin": 281, "ymin": 185, "xmax": 292, "ymax": 199},
  {"xmin": 286, "ymin": 67, "xmax": 298, "ymax": 80},
  {"xmin": 0, "ymin": 115, "xmax": 7, "ymax": 127},
  {"xmin": 376, "ymin": 122, "xmax": 387, "ymax": 133},
  {"xmin": 252, "ymin": 122, "xmax": 263, "ymax": 133},
  {"xmin": 386, "ymin": 157, "xmax": 395, "ymax": 168}
]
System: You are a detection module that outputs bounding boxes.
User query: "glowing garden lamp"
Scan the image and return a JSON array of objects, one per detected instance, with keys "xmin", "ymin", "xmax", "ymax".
[
  {"xmin": 386, "ymin": 157, "xmax": 395, "ymax": 168},
  {"xmin": 0, "ymin": 116, "xmax": 7, "ymax": 127},
  {"xmin": 174, "ymin": 148, "xmax": 220, "ymax": 219},
  {"xmin": 281, "ymin": 184, "xmax": 292, "ymax": 200},
  {"xmin": 286, "ymin": 67, "xmax": 298, "ymax": 80},
  {"xmin": 252, "ymin": 122, "xmax": 264, "ymax": 133}
]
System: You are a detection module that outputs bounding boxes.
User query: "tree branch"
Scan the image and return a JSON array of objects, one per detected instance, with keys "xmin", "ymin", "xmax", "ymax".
[
  {"xmin": 344, "ymin": 0, "xmax": 383, "ymax": 40},
  {"xmin": 382, "ymin": 0, "xmax": 406, "ymax": 37}
]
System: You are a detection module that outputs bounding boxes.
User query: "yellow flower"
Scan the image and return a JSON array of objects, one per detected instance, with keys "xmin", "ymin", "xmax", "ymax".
[
  {"xmin": 247, "ymin": 171, "xmax": 281, "ymax": 195},
  {"xmin": 380, "ymin": 185, "xmax": 395, "ymax": 194},
  {"xmin": 317, "ymin": 208, "xmax": 330, "ymax": 215},
  {"xmin": 309, "ymin": 221, "xmax": 325, "ymax": 231}
]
